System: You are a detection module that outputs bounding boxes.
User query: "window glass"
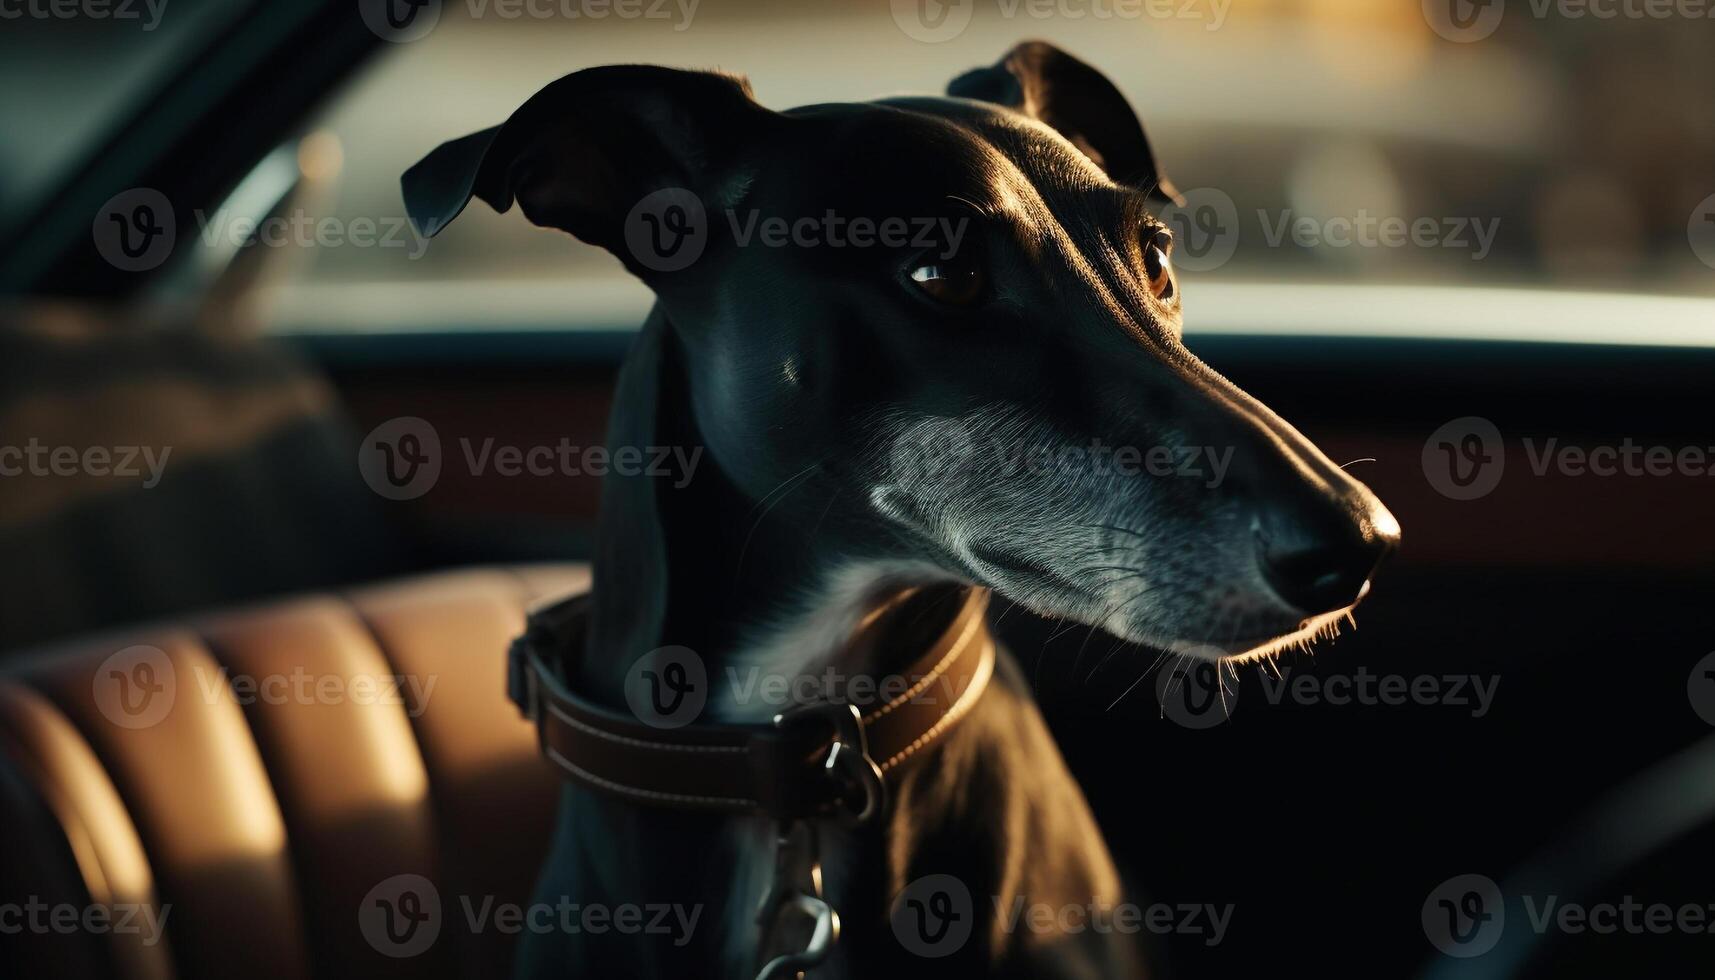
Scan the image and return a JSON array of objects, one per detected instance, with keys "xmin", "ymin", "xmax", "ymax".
[
  {"xmin": 0, "ymin": 0, "xmax": 251, "ymax": 235},
  {"xmin": 250, "ymin": 1, "xmax": 1715, "ymax": 339}
]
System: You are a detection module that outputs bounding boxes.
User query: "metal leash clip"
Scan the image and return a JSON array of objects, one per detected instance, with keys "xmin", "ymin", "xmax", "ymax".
[
  {"xmin": 752, "ymin": 702, "xmax": 887, "ymax": 978},
  {"xmin": 753, "ymin": 821, "xmax": 838, "ymax": 980}
]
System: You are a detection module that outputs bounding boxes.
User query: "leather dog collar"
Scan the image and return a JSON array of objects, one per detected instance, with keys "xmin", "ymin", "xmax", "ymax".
[{"xmin": 507, "ymin": 587, "xmax": 995, "ymax": 822}]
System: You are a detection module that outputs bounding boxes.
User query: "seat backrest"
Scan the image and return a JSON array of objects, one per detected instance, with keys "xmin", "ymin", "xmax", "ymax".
[
  {"xmin": 0, "ymin": 564, "xmax": 587, "ymax": 980},
  {"xmin": 0, "ymin": 316, "xmax": 418, "ymax": 656}
]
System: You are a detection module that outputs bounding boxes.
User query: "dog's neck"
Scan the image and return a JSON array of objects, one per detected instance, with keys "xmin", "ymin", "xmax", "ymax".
[{"xmin": 577, "ymin": 310, "xmax": 945, "ymax": 718}]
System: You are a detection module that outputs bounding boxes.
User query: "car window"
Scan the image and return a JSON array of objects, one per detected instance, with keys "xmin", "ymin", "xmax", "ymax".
[
  {"xmin": 0, "ymin": 0, "xmax": 253, "ymax": 237},
  {"xmin": 240, "ymin": 1, "xmax": 1715, "ymax": 340}
]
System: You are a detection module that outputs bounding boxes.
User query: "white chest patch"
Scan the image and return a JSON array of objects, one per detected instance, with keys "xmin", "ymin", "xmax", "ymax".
[{"xmin": 709, "ymin": 559, "xmax": 958, "ymax": 724}]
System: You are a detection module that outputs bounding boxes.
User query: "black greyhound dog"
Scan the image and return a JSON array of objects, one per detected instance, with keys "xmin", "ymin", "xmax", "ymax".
[{"xmin": 404, "ymin": 41, "xmax": 1398, "ymax": 979}]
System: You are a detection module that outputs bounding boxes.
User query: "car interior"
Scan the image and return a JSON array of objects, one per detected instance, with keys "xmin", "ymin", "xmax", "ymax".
[{"xmin": 2, "ymin": 2, "xmax": 1713, "ymax": 978}]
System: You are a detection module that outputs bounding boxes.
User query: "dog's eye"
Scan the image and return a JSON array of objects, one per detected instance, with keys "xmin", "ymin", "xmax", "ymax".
[
  {"xmin": 908, "ymin": 258, "xmax": 984, "ymax": 307},
  {"xmin": 1143, "ymin": 230, "xmax": 1174, "ymax": 302}
]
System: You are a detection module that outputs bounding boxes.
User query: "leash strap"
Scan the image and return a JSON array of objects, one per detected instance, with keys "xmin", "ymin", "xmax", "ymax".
[{"xmin": 506, "ymin": 588, "xmax": 995, "ymax": 822}]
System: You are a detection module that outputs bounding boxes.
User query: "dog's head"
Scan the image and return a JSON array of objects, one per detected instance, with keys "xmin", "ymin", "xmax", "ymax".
[{"xmin": 404, "ymin": 41, "xmax": 1398, "ymax": 661}]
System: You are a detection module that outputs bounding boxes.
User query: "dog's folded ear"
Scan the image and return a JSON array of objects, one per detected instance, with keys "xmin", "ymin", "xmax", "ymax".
[
  {"xmin": 949, "ymin": 41, "xmax": 1182, "ymax": 206},
  {"xmin": 402, "ymin": 66, "xmax": 777, "ymax": 271}
]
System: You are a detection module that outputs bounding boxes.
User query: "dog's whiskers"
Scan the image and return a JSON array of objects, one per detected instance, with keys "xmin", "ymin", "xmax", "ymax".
[
  {"xmin": 1216, "ymin": 658, "xmax": 1237, "ymax": 716},
  {"xmin": 805, "ymin": 487, "xmax": 840, "ymax": 544},
  {"xmin": 1086, "ymin": 631, "xmax": 1127, "ymax": 683},
  {"xmin": 1044, "ymin": 618, "xmax": 1085, "ymax": 644},
  {"xmin": 1078, "ymin": 581, "xmax": 1166, "ymax": 684},
  {"xmin": 1162, "ymin": 651, "xmax": 1194, "ymax": 703},
  {"xmin": 1083, "ymin": 522, "xmax": 1150, "ymax": 543},
  {"xmin": 1086, "ymin": 638, "xmax": 1132, "ymax": 686},
  {"xmin": 734, "ymin": 458, "xmax": 826, "ymax": 576},
  {"xmin": 1070, "ymin": 581, "xmax": 1145, "ymax": 683},
  {"xmin": 1083, "ymin": 565, "xmax": 1147, "ymax": 576},
  {"xmin": 1105, "ymin": 661, "xmax": 1151, "ymax": 712}
]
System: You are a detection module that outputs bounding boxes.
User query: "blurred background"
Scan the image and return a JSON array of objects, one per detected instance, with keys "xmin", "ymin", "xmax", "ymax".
[
  {"xmin": 8, "ymin": 0, "xmax": 1715, "ymax": 328},
  {"xmin": 1, "ymin": 2, "xmax": 1714, "ymax": 979}
]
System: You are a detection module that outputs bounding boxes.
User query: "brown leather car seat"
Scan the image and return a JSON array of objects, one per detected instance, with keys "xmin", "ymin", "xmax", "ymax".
[{"xmin": 0, "ymin": 564, "xmax": 588, "ymax": 980}]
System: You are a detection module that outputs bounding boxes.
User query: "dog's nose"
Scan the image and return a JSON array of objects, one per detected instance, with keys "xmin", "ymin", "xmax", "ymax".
[{"xmin": 1258, "ymin": 499, "xmax": 1399, "ymax": 616}]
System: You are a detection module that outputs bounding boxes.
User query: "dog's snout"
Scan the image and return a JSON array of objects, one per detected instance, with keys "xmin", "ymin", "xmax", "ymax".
[
  {"xmin": 1092, "ymin": 345, "xmax": 1402, "ymax": 628},
  {"xmin": 1258, "ymin": 495, "xmax": 1399, "ymax": 617}
]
